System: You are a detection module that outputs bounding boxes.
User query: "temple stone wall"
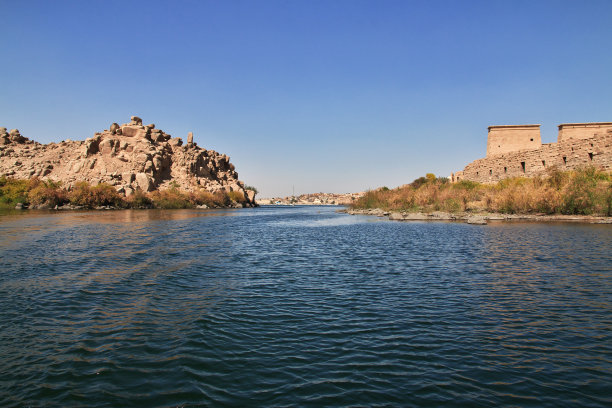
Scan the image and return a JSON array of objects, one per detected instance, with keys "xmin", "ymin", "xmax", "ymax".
[
  {"xmin": 453, "ymin": 126, "xmax": 612, "ymax": 183},
  {"xmin": 486, "ymin": 125, "xmax": 541, "ymax": 157},
  {"xmin": 558, "ymin": 122, "xmax": 612, "ymax": 142}
]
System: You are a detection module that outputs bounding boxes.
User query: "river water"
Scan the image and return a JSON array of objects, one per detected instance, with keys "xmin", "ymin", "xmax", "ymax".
[{"xmin": 0, "ymin": 206, "xmax": 611, "ymax": 407}]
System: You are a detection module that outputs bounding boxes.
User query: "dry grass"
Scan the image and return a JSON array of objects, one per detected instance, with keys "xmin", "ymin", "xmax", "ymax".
[{"xmin": 352, "ymin": 167, "xmax": 612, "ymax": 216}]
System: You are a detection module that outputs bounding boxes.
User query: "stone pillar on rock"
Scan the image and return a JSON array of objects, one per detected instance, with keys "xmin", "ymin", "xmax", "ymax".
[
  {"xmin": 187, "ymin": 132, "xmax": 193, "ymax": 145},
  {"xmin": 0, "ymin": 127, "xmax": 9, "ymax": 145}
]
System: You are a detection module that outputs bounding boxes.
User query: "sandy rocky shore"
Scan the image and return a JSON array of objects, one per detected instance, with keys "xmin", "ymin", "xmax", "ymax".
[{"xmin": 343, "ymin": 208, "xmax": 612, "ymax": 225}]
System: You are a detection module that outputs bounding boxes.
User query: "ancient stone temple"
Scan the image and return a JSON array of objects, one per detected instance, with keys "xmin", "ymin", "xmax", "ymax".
[{"xmin": 452, "ymin": 122, "xmax": 612, "ymax": 183}]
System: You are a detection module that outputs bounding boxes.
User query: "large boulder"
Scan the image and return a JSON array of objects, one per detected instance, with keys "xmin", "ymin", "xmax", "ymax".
[
  {"xmin": 122, "ymin": 172, "xmax": 135, "ymax": 183},
  {"xmin": 467, "ymin": 216, "xmax": 487, "ymax": 225},
  {"xmin": 388, "ymin": 212, "xmax": 405, "ymax": 221},
  {"xmin": 151, "ymin": 129, "xmax": 165, "ymax": 142},
  {"xmin": 135, "ymin": 172, "xmax": 154, "ymax": 192},
  {"xmin": 85, "ymin": 136, "xmax": 101, "ymax": 156},
  {"xmin": 9, "ymin": 129, "xmax": 26, "ymax": 143},
  {"xmin": 121, "ymin": 126, "xmax": 146, "ymax": 138},
  {"xmin": 99, "ymin": 138, "xmax": 116, "ymax": 155},
  {"xmin": 246, "ymin": 190, "xmax": 256, "ymax": 203},
  {"xmin": 169, "ymin": 137, "xmax": 183, "ymax": 147},
  {"xmin": 0, "ymin": 127, "xmax": 9, "ymax": 145}
]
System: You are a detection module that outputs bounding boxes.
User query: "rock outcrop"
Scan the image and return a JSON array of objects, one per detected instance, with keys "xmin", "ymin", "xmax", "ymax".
[{"xmin": 0, "ymin": 117, "xmax": 256, "ymax": 205}]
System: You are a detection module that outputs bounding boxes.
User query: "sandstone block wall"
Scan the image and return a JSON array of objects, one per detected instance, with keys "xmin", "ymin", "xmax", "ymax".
[
  {"xmin": 558, "ymin": 122, "xmax": 612, "ymax": 142},
  {"xmin": 453, "ymin": 128, "xmax": 612, "ymax": 183},
  {"xmin": 486, "ymin": 125, "xmax": 542, "ymax": 157}
]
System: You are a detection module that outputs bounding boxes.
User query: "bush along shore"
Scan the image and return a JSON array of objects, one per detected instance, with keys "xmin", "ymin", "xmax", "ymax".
[
  {"xmin": 0, "ymin": 177, "xmax": 257, "ymax": 210},
  {"xmin": 347, "ymin": 168, "xmax": 612, "ymax": 224}
]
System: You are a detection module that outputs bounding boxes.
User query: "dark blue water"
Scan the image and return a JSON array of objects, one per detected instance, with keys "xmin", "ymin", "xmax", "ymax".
[{"xmin": 0, "ymin": 206, "xmax": 611, "ymax": 407}]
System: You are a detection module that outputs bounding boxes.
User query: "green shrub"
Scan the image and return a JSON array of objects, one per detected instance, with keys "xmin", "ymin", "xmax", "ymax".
[
  {"xmin": 606, "ymin": 186, "xmax": 612, "ymax": 217},
  {"xmin": 213, "ymin": 191, "xmax": 231, "ymax": 207},
  {"xmin": 126, "ymin": 189, "xmax": 153, "ymax": 208},
  {"xmin": 357, "ymin": 190, "xmax": 390, "ymax": 209},
  {"xmin": 68, "ymin": 182, "xmax": 125, "ymax": 208},
  {"xmin": 0, "ymin": 177, "xmax": 256, "ymax": 210},
  {"xmin": 453, "ymin": 180, "xmax": 480, "ymax": 190},
  {"xmin": 193, "ymin": 190, "xmax": 232, "ymax": 207},
  {"xmin": 194, "ymin": 190, "xmax": 215, "ymax": 207},
  {"xmin": 228, "ymin": 190, "xmax": 246, "ymax": 203},
  {"xmin": 442, "ymin": 198, "xmax": 461, "ymax": 212},
  {"xmin": 560, "ymin": 168, "xmax": 608, "ymax": 215},
  {"xmin": 149, "ymin": 188, "xmax": 194, "ymax": 209},
  {"xmin": 0, "ymin": 177, "xmax": 29, "ymax": 208},
  {"xmin": 28, "ymin": 180, "xmax": 67, "ymax": 207},
  {"xmin": 410, "ymin": 177, "xmax": 428, "ymax": 189}
]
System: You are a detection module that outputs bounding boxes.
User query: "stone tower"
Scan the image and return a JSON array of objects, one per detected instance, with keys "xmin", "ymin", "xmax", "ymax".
[
  {"xmin": 486, "ymin": 125, "xmax": 542, "ymax": 157},
  {"xmin": 558, "ymin": 122, "xmax": 612, "ymax": 142}
]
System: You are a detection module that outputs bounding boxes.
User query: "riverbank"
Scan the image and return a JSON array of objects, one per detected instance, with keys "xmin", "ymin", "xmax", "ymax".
[
  {"xmin": 0, "ymin": 177, "xmax": 257, "ymax": 210},
  {"xmin": 349, "ymin": 168, "xmax": 612, "ymax": 220},
  {"xmin": 343, "ymin": 208, "xmax": 612, "ymax": 224}
]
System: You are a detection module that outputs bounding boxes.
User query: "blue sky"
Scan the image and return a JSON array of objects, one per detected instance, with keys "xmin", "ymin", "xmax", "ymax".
[{"xmin": 1, "ymin": 0, "xmax": 611, "ymax": 197}]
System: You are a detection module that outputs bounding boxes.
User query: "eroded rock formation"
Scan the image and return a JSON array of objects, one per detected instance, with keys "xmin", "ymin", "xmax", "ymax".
[{"xmin": 0, "ymin": 117, "xmax": 256, "ymax": 205}]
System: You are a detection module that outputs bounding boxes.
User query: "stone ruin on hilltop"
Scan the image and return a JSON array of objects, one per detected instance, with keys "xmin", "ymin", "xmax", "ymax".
[{"xmin": 0, "ymin": 116, "xmax": 256, "ymax": 205}]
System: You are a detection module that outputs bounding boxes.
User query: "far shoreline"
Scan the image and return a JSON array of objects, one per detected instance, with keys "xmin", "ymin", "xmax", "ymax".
[{"xmin": 2, "ymin": 205, "xmax": 611, "ymax": 225}]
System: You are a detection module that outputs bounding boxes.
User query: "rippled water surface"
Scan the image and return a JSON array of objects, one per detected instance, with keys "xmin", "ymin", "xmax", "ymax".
[{"xmin": 1, "ymin": 206, "xmax": 611, "ymax": 407}]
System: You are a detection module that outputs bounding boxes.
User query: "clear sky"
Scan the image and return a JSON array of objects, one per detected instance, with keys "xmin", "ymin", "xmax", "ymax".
[{"xmin": 1, "ymin": 0, "xmax": 611, "ymax": 197}]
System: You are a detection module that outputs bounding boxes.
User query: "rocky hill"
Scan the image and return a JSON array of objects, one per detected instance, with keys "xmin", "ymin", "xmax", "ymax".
[{"xmin": 0, "ymin": 116, "xmax": 256, "ymax": 205}]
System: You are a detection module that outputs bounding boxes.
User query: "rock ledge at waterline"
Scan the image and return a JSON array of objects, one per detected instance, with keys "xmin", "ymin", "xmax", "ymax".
[{"xmin": 342, "ymin": 208, "xmax": 612, "ymax": 225}]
